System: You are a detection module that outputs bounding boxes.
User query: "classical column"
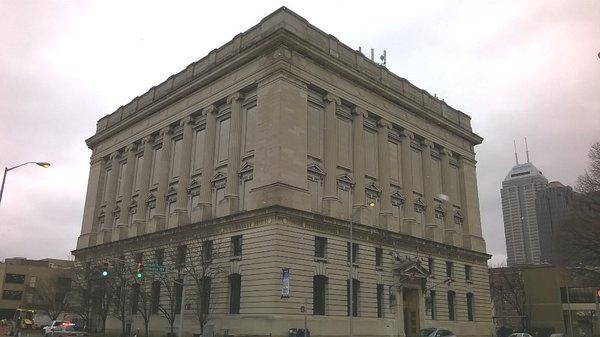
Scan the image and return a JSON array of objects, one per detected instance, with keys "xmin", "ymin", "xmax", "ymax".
[
  {"xmin": 322, "ymin": 93, "xmax": 340, "ymax": 216},
  {"xmin": 394, "ymin": 286, "xmax": 406, "ymax": 337},
  {"xmin": 421, "ymin": 139, "xmax": 442, "ymax": 242},
  {"xmin": 400, "ymin": 130, "xmax": 416, "ymax": 236},
  {"xmin": 225, "ymin": 92, "xmax": 244, "ymax": 213},
  {"xmin": 132, "ymin": 135, "xmax": 154, "ymax": 236},
  {"xmin": 174, "ymin": 116, "xmax": 195, "ymax": 226},
  {"xmin": 101, "ymin": 151, "xmax": 121, "ymax": 243},
  {"xmin": 458, "ymin": 156, "xmax": 486, "ymax": 252},
  {"xmin": 149, "ymin": 125, "xmax": 173, "ymax": 232},
  {"xmin": 114, "ymin": 144, "xmax": 137, "ymax": 240},
  {"xmin": 352, "ymin": 107, "xmax": 367, "ymax": 222},
  {"xmin": 377, "ymin": 119, "xmax": 393, "ymax": 228},
  {"xmin": 441, "ymin": 148, "xmax": 459, "ymax": 246},
  {"xmin": 199, "ymin": 105, "xmax": 218, "ymax": 221},
  {"xmin": 76, "ymin": 157, "xmax": 106, "ymax": 249}
]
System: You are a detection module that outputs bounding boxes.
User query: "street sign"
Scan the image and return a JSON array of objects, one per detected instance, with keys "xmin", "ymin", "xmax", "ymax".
[{"xmin": 145, "ymin": 264, "xmax": 166, "ymax": 273}]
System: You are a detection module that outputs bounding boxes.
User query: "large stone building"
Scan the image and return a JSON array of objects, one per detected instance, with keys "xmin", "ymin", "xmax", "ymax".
[
  {"xmin": 501, "ymin": 160, "xmax": 548, "ymax": 266},
  {"xmin": 73, "ymin": 7, "xmax": 493, "ymax": 337}
]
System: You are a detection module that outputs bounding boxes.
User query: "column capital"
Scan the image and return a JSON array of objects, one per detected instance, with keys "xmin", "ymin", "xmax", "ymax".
[
  {"xmin": 352, "ymin": 106, "xmax": 369, "ymax": 119},
  {"xmin": 441, "ymin": 148, "xmax": 453, "ymax": 158},
  {"xmin": 227, "ymin": 92, "xmax": 245, "ymax": 104},
  {"xmin": 458, "ymin": 155, "xmax": 477, "ymax": 166},
  {"xmin": 124, "ymin": 144, "xmax": 137, "ymax": 153},
  {"xmin": 203, "ymin": 105, "xmax": 218, "ymax": 116},
  {"xmin": 324, "ymin": 93, "xmax": 341, "ymax": 105},
  {"xmin": 159, "ymin": 125, "xmax": 174, "ymax": 137},
  {"xmin": 421, "ymin": 139, "xmax": 434, "ymax": 149},
  {"xmin": 378, "ymin": 119, "xmax": 392, "ymax": 130},
  {"xmin": 141, "ymin": 135, "xmax": 155, "ymax": 145},
  {"xmin": 400, "ymin": 129, "xmax": 414, "ymax": 140},
  {"xmin": 180, "ymin": 116, "xmax": 195, "ymax": 127},
  {"xmin": 109, "ymin": 151, "xmax": 121, "ymax": 161}
]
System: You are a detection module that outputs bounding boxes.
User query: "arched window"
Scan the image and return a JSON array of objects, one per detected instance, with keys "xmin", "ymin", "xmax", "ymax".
[
  {"xmin": 313, "ymin": 275, "xmax": 328, "ymax": 315},
  {"xmin": 466, "ymin": 292, "xmax": 474, "ymax": 321},
  {"xmin": 447, "ymin": 291, "xmax": 456, "ymax": 320},
  {"xmin": 229, "ymin": 274, "xmax": 241, "ymax": 314}
]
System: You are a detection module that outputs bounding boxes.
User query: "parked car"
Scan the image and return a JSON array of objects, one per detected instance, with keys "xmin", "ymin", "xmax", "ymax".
[
  {"xmin": 46, "ymin": 325, "xmax": 87, "ymax": 337},
  {"xmin": 43, "ymin": 321, "xmax": 64, "ymax": 336},
  {"xmin": 508, "ymin": 333, "xmax": 533, "ymax": 337},
  {"xmin": 420, "ymin": 328, "xmax": 456, "ymax": 337}
]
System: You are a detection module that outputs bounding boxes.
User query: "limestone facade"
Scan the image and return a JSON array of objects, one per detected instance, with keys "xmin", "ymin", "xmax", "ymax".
[{"xmin": 73, "ymin": 7, "xmax": 492, "ymax": 337}]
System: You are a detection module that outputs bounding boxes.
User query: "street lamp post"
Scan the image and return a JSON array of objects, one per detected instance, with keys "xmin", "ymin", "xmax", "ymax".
[{"xmin": 0, "ymin": 162, "xmax": 50, "ymax": 206}]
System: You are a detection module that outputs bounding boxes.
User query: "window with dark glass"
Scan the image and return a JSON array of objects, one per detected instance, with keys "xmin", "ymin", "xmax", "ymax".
[
  {"xmin": 176, "ymin": 245, "xmax": 187, "ymax": 268},
  {"xmin": 175, "ymin": 278, "xmax": 183, "ymax": 314},
  {"xmin": 131, "ymin": 283, "xmax": 140, "ymax": 314},
  {"xmin": 428, "ymin": 258, "xmax": 434, "ymax": 276},
  {"xmin": 346, "ymin": 278, "xmax": 360, "ymax": 317},
  {"xmin": 447, "ymin": 291, "xmax": 456, "ymax": 320},
  {"xmin": 313, "ymin": 275, "xmax": 327, "ymax": 315},
  {"xmin": 2, "ymin": 290, "xmax": 23, "ymax": 300},
  {"xmin": 429, "ymin": 290, "xmax": 436, "ymax": 319},
  {"xmin": 347, "ymin": 242, "xmax": 359, "ymax": 263},
  {"xmin": 377, "ymin": 284, "xmax": 384, "ymax": 318},
  {"xmin": 467, "ymin": 293, "xmax": 474, "ymax": 321},
  {"xmin": 445, "ymin": 261, "xmax": 453, "ymax": 278},
  {"xmin": 229, "ymin": 274, "xmax": 241, "ymax": 314},
  {"xmin": 155, "ymin": 249, "xmax": 164, "ymax": 265},
  {"xmin": 465, "ymin": 265, "xmax": 472, "ymax": 281},
  {"xmin": 151, "ymin": 281, "xmax": 161, "ymax": 314},
  {"xmin": 231, "ymin": 235, "xmax": 243, "ymax": 257},
  {"xmin": 315, "ymin": 236, "xmax": 327, "ymax": 259},
  {"xmin": 201, "ymin": 277, "xmax": 212, "ymax": 314},
  {"xmin": 375, "ymin": 248, "xmax": 383, "ymax": 267},
  {"xmin": 202, "ymin": 240, "xmax": 213, "ymax": 263},
  {"xmin": 5, "ymin": 274, "xmax": 25, "ymax": 284}
]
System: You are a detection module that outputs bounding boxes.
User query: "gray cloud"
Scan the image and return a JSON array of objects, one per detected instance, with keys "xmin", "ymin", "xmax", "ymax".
[{"xmin": 1, "ymin": 0, "xmax": 598, "ymax": 263}]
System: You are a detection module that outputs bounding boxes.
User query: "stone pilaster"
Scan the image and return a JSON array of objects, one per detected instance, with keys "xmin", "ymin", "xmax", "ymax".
[
  {"xmin": 422, "ymin": 139, "xmax": 442, "ymax": 242},
  {"xmin": 76, "ymin": 158, "xmax": 106, "ymax": 249},
  {"xmin": 100, "ymin": 151, "xmax": 121, "ymax": 243},
  {"xmin": 322, "ymin": 93, "xmax": 340, "ymax": 216},
  {"xmin": 199, "ymin": 105, "xmax": 218, "ymax": 221},
  {"xmin": 174, "ymin": 116, "xmax": 195, "ymax": 226},
  {"xmin": 377, "ymin": 119, "xmax": 393, "ymax": 228},
  {"xmin": 113, "ymin": 144, "xmax": 137, "ymax": 240},
  {"xmin": 131, "ymin": 135, "xmax": 154, "ymax": 237},
  {"xmin": 458, "ymin": 156, "xmax": 486, "ymax": 252},
  {"xmin": 441, "ymin": 148, "xmax": 460, "ymax": 246},
  {"xmin": 352, "ymin": 107, "xmax": 368, "ymax": 223},
  {"xmin": 149, "ymin": 126, "xmax": 173, "ymax": 233},
  {"xmin": 400, "ymin": 130, "xmax": 417, "ymax": 236},
  {"xmin": 225, "ymin": 92, "xmax": 244, "ymax": 213}
]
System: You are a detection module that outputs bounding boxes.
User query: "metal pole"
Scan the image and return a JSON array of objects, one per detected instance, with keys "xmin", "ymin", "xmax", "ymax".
[
  {"xmin": 304, "ymin": 297, "xmax": 308, "ymax": 335},
  {"xmin": 0, "ymin": 167, "xmax": 8, "ymax": 206},
  {"xmin": 178, "ymin": 275, "xmax": 186, "ymax": 337},
  {"xmin": 595, "ymin": 290, "xmax": 599, "ymax": 337},
  {"xmin": 566, "ymin": 285, "xmax": 573, "ymax": 335},
  {"xmin": 349, "ymin": 188, "xmax": 353, "ymax": 337}
]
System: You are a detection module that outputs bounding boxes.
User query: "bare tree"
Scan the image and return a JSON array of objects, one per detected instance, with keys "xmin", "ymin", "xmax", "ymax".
[
  {"xmin": 157, "ymin": 273, "xmax": 181, "ymax": 337},
  {"xmin": 489, "ymin": 267, "xmax": 528, "ymax": 331},
  {"xmin": 133, "ymin": 279, "xmax": 153, "ymax": 337},
  {"xmin": 68, "ymin": 262, "xmax": 102, "ymax": 332},
  {"xmin": 111, "ymin": 267, "xmax": 132, "ymax": 337},
  {"xmin": 577, "ymin": 141, "xmax": 600, "ymax": 193},
  {"xmin": 28, "ymin": 276, "xmax": 71, "ymax": 321}
]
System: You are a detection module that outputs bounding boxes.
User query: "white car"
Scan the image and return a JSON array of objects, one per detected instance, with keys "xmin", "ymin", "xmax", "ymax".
[
  {"xmin": 43, "ymin": 321, "xmax": 64, "ymax": 336},
  {"xmin": 420, "ymin": 328, "xmax": 456, "ymax": 337},
  {"xmin": 46, "ymin": 325, "xmax": 88, "ymax": 337},
  {"xmin": 509, "ymin": 333, "xmax": 533, "ymax": 337}
]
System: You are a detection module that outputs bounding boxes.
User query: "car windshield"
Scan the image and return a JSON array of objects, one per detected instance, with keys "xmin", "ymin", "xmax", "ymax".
[{"xmin": 420, "ymin": 328, "xmax": 437, "ymax": 337}]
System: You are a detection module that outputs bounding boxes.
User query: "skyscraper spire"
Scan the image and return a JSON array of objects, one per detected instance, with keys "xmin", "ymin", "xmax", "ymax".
[
  {"xmin": 525, "ymin": 137, "xmax": 530, "ymax": 163},
  {"xmin": 514, "ymin": 140, "xmax": 519, "ymax": 165}
]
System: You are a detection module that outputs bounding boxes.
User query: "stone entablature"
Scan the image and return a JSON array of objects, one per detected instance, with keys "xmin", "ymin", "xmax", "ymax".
[{"xmin": 89, "ymin": 7, "xmax": 478, "ymax": 148}]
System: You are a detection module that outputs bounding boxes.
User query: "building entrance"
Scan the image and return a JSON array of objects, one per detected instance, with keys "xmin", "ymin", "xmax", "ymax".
[{"xmin": 403, "ymin": 288, "xmax": 421, "ymax": 337}]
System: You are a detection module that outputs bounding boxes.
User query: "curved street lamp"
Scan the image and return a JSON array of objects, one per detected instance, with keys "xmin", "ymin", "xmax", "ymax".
[{"xmin": 0, "ymin": 162, "xmax": 51, "ymax": 206}]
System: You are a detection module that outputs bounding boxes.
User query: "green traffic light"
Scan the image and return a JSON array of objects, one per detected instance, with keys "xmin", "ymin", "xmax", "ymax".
[
  {"xmin": 101, "ymin": 270, "xmax": 109, "ymax": 277},
  {"xmin": 135, "ymin": 272, "xmax": 143, "ymax": 279}
]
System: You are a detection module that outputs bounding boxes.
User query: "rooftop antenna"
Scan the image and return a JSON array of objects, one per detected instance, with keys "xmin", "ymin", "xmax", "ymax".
[
  {"xmin": 370, "ymin": 48, "xmax": 375, "ymax": 61},
  {"xmin": 358, "ymin": 46, "xmax": 362, "ymax": 54},
  {"xmin": 525, "ymin": 137, "xmax": 530, "ymax": 163},
  {"xmin": 513, "ymin": 140, "xmax": 519, "ymax": 165}
]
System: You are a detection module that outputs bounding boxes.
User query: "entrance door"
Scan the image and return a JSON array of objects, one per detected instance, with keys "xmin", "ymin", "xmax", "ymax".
[{"xmin": 403, "ymin": 288, "xmax": 420, "ymax": 337}]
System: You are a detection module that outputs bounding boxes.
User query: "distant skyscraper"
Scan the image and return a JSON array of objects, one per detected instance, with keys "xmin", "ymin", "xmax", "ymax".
[
  {"xmin": 535, "ymin": 182, "xmax": 574, "ymax": 264},
  {"xmin": 501, "ymin": 147, "xmax": 548, "ymax": 266}
]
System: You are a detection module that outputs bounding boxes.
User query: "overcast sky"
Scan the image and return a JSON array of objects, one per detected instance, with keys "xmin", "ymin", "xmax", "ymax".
[{"xmin": 1, "ymin": 0, "xmax": 598, "ymax": 264}]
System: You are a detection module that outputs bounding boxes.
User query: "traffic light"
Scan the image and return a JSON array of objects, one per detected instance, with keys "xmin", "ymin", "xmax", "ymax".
[
  {"xmin": 101, "ymin": 262, "xmax": 109, "ymax": 278},
  {"xmin": 135, "ymin": 263, "xmax": 144, "ymax": 280},
  {"xmin": 596, "ymin": 289, "xmax": 600, "ymax": 298}
]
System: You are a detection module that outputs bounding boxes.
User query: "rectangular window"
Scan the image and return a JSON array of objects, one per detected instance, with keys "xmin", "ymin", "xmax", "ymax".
[
  {"xmin": 377, "ymin": 284, "xmax": 384, "ymax": 318},
  {"xmin": 229, "ymin": 274, "xmax": 241, "ymax": 314},
  {"xmin": 151, "ymin": 281, "xmax": 161, "ymax": 314},
  {"xmin": 447, "ymin": 291, "xmax": 456, "ymax": 320},
  {"xmin": 313, "ymin": 275, "xmax": 327, "ymax": 315},
  {"xmin": 315, "ymin": 236, "xmax": 327, "ymax": 259},
  {"xmin": 346, "ymin": 279, "xmax": 360, "ymax": 317},
  {"xmin": 174, "ymin": 278, "xmax": 183, "ymax": 314},
  {"xmin": 428, "ymin": 258, "xmax": 434, "ymax": 276},
  {"xmin": 176, "ymin": 245, "xmax": 187, "ymax": 268},
  {"xmin": 201, "ymin": 277, "xmax": 211, "ymax": 314},
  {"xmin": 2, "ymin": 290, "xmax": 23, "ymax": 300},
  {"xmin": 375, "ymin": 247, "xmax": 383, "ymax": 267},
  {"xmin": 231, "ymin": 235, "xmax": 243, "ymax": 257},
  {"xmin": 427, "ymin": 290, "xmax": 436, "ymax": 319},
  {"xmin": 465, "ymin": 265, "xmax": 472, "ymax": 281},
  {"xmin": 155, "ymin": 249, "xmax": 164, "ymax": 265},
  {"xmin": 467, "ymin": 293, "xmax": 474, "ymax": 321},
  {"xmin": 29, "ymin": 276, "xmax": 37, "ymax": 288},
  {"xmin": 446, "ymin": 261, "xmax": 453, "ymax": 278},
  {"xmin": 217, "ymin": 118, "xmax": 230, "ymax": 162},
  {"xmin": 5, "ymin": 274, "xmax": 26, "ymax": 284},
  {"xmin": 202, "ymin": 240, "xmax": 213, "ymax": 263},
  {"xmin": 347, "ymin": 242, "xmax": 359, "ymax": 263}
]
